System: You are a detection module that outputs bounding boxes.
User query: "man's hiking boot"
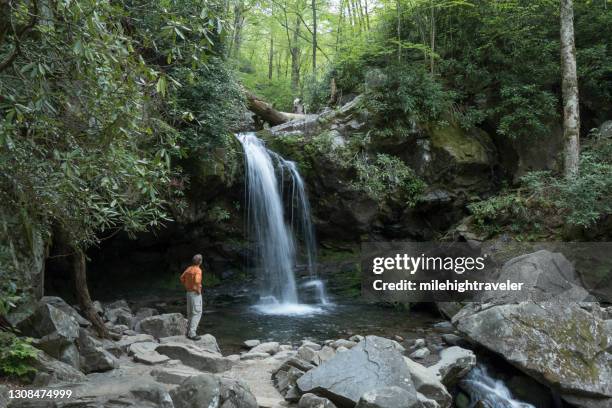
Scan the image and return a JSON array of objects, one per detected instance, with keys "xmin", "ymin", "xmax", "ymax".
[{"xmin": 187, "ymin": 335, "xmax": 201, "ymax": 341}]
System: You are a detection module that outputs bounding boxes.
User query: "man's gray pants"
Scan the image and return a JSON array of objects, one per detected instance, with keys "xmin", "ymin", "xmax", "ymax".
[{"xmin": 186, "ymin": 291, "xmax": 202, "ymax": 337}]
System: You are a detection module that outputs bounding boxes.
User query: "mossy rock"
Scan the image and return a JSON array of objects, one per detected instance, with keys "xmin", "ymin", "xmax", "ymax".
[{"xmin": 429, "ymin": 125, "xmax": 493, "ymax": 165}]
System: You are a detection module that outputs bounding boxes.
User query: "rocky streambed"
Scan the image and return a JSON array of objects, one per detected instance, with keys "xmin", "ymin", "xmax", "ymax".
[{"xmin": 3, "ymin": 250, "xmax": 612, "ymax": 408}]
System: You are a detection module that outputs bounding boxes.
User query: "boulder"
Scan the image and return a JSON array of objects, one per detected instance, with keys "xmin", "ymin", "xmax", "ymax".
[
  {"xmin": 273, "ymin": 357, "xmax": 316, "ymax": 399},
  {"xmin": 77, "ymin": 328, "xmax": 119, "ymax": 373},
  {"xmin": 299, "ymin": 393, "xmax": 338, "ymax": 408},
  {"xmin": 159, "ymin": 334, "xmax": 221, "ymax": 354},
  {"xmin": 138, "ymin": 313, "xmax": 187, "ymax": 338},
  {"xmin": 18, "ymin": 302, "xmax": 79, "ymax": 344},
  {"xmin": 404, "ymin": 357, "xmax": 452, "ymax": 408},
  {"xmin": 453, "ymin": 301, "xmax": 612, "ymax": 402},
  {"xmin": 16, "ymin": 375, "xmax": 174, "ymax": 408},
  {"xmin": 115, "ymin": 333, "xmax": 156, "ymax": 352},
  {"xmin": 244, "ymin": 339, "xmax": 261, "ymax": 348},
  {"xmin": 30, "ymin": 351, "xmax": 86, "ymax": 386},
  {"xmin": 156, "ymin": 342, "xmax": 234, "ymax": 373},
  {"xmin": 355, "ymin": 386, "xmax": 421, "ymax": 408},
  {"xmin": 41, "ymin": 296, "xmax": 90, "ymax": 327},
  {"xmin": 58, "ymin": 343, "xmax": 80, "ymax": 369},
  {"xmin": 129, "ymin": 341, "xmax": 170, "ymax": 365},
  {"xmin": 241, "ymin": 352, "xmax": 272, "ymax": 360},
  {"xmin": 105, "ymin": 307, "xmax": 135, "ymax": 327},
  {"xmin": 428, "ymin": 347, "xmax": 476, "ymax": 387},
  {"xmin": 301, "ymin": 340, "xmax": 322, "ymax": 351},
  {"xmin": 133, "ymin": 352, "xmax": 171, "ymax": 365},
  {"xmin": 314, "ymin": 346, "xmax": 336, "ymax": 365},
  {"xmin": 249, "ymin": 341, "xmax": 280, "ymax": 355},
  {"xmin": 409, "ymin": 348, "xmax": 430, "ymax": 359},
  {"xmin": 297, "ymin": 336, "xmax": 416, "ymax": 407},
  {"xmin": 151, "ymin": 362, "xmax": 203, "ymax": 385},
  {"xmin": 297, "ymin": 345, "xmax": 318, "ymax": 364},
  {"xmin": 479, "ymin": 250, "xmax": 591, "ymax": 304},
  {"xmin": 170, "ymin": 374, "xmax": 257, "ymax": 408}
]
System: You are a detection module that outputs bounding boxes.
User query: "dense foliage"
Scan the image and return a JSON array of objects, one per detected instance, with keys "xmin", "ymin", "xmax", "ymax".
[
  {"xmin": 0, "ymin": 332, "xmax": 38, "ymax": 379},
  {"xmin": 469, "ymin": 132, "xmax": 612, "ymax": 238},
  {"xmin": 0, "ymin": 0, "xmax": 244, "ymax": 314}
]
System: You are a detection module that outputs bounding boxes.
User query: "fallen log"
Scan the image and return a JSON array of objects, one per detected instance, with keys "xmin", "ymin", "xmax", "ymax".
[{"xmin": 245, "ymin": 91, "xmax": 308, "ymax": 126}]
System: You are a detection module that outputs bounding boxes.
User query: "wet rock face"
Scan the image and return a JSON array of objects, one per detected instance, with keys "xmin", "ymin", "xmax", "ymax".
[
  {"xmin": 453, "ymin": 301, "xmax": 612, "ymax": 404},
  {"xmin": 297, "ymin": 336, "xmax": 417, "ymax": 407}
]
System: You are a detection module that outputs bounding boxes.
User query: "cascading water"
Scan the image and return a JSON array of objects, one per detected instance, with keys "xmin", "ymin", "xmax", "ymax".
[
  {"xmin": 460, "ymin": 366, "xmax": 536, "ymax": 408},
  {"xmin": 237, "ymin": 132, "xmax": 328, "ymax": 314}
]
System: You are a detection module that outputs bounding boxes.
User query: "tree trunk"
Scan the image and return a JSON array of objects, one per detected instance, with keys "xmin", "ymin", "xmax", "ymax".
[
  {"xmin": 430, "ymin": 0, "xmax": 435, "ymax": 74},
  {"xmin": 268, "ymin": 36, "xmax": 274, "ymax": 80},
  {"xmin": 291, "ymin": 15, "xmax": 301, "ymax": 91},
  {"xmin": 231, "ymin": 4, "xmax": 245, "ymax": 59},
  {"xmin": 72, "ymin": 248, "xmax": 109, "ymax": 338},
  {"xmin": 245, "ymin": 91, "xmax": 308, "ymax": 125},
  {"xmin": 312, "ymin": 0, "xmax": 317, "ymax": 72},
  {"xmin": 397, "ymin": 0, "xmax": 402, "ymax": 62},
  {"xmin": 560, "ymin": 0, "xmax": 580, "ymax": 178}
]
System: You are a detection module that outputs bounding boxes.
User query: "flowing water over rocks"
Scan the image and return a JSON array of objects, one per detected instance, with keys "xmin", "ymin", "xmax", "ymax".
[{"xmin": 237, "ymin": 132, "xmax": 328, "ymax": 314}]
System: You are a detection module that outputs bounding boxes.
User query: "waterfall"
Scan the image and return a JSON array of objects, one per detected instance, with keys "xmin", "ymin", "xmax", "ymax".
[
  {"xmin": 237, "ymin": 132, "xmax": 328, "ymax": 314},
  {"xmin": 460, "ymin": 366, "xmax": 536, "ymax": 408}
]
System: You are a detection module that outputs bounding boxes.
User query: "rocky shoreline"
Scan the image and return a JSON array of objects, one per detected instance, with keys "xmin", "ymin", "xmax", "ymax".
[{"xmin": 2, "ymin": 250, "xmax": 612, "ymax": 408}]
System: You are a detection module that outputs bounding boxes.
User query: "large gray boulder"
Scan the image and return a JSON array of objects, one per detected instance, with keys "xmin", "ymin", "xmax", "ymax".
[
  {"xmin": 105, "ymin": 307, "xmax": 135, "ymax": 327},
  {"xmin": 41, "ymin": 296, "xmax": 90, "ymax": 327},
  {"xmin": 170, "ymin": 374, "xmax": 257, "ymax": 408},
  {"xmin": 30, "ymin": 350, "xmax": 86, "ymax": 386},
  {"xmin": 355, "ymin": 386, "xmax": 422, "ymax": 408},
  {"xmin": 18, "ymin": 301, "xmax": 79, "ymax": 344},
  {"xmin": 453, "ymin": 301, "xmax": 612, "ymax": 405},
  {"xmin": 156, "ymin": 342, "xmax": 234, "ymax": 373},
  {"xmin": 138, "ymin": 313, "xmax": 187, "ymax": 338},
  {"xmin": 77, "ymin": 328, "xmax": 119, "ymax": 373},
  {"xmin": 428, "ymin": 347, "xmax": 476, "ymax": 387},
  {"xmin": 297, "ymin": 336, "xmax": 416, "ymax": 407},
  {"xmin": 151, "ymin": 362, "xmax": 203, "ymax": 385},
  {"xmin": 479, "ymin": 250, "xmax": 591, "ymax": 303},
  {"xmin": 10, "ymin": 375, "xmax": 174, "ymax": 408},
  {"xmin": 403, "ymin": 357, "xmax": 451, "ymax": 408},
  {"xmin": 159, "ymin": 333, "xmax": 221, "ymax": 354}
]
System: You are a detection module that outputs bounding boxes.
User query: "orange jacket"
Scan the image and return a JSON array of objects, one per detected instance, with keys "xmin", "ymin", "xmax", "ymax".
[{"xmin": 180, "ymin": 265, "xmax": 202, "ymax": 293}]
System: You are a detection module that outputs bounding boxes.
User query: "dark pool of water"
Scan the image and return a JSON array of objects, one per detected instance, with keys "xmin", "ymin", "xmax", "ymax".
[{"xmin": 192, "ymin": 300, "xmax": 442, "ymax": 354}]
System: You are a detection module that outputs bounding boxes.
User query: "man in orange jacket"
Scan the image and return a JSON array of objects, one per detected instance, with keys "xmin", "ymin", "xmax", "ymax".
[{"xmin": 180, "ymin": 254, "xmax": 203, "ymax": 340}]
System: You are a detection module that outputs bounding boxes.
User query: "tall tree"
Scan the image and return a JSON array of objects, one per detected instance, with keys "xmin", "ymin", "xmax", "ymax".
[
  {"xmin": 312, "ymin": 0, "xmax": 317, "ymax": 71},
  {"xmin": 560, "ymin": 0, "xmax": 580, "ymax": 178}
]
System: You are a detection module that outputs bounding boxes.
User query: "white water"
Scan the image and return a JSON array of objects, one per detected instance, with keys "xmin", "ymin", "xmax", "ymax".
[
  {"xmin": 461, "ymin": 366, "xmax": 536, "ymax": 408},
  {"xmin": 237, "ymin": 132, "xmax": 328, "ymax": 315}
]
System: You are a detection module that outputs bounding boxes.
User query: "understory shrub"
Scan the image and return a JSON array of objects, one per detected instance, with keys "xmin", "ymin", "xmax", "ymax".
[
  {"xmin": 469, "ymin": 134, "xmax": 612, "ymax": 236},
  {"xmin": 0, "ymin": 332, "xmax": 38, "ymax": 379}
]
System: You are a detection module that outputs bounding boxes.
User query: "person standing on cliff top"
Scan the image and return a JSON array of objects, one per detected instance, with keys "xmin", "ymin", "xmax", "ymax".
[{"xmin": 180, "ymin": 254, "xmax": 203, "ymax": 341}]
